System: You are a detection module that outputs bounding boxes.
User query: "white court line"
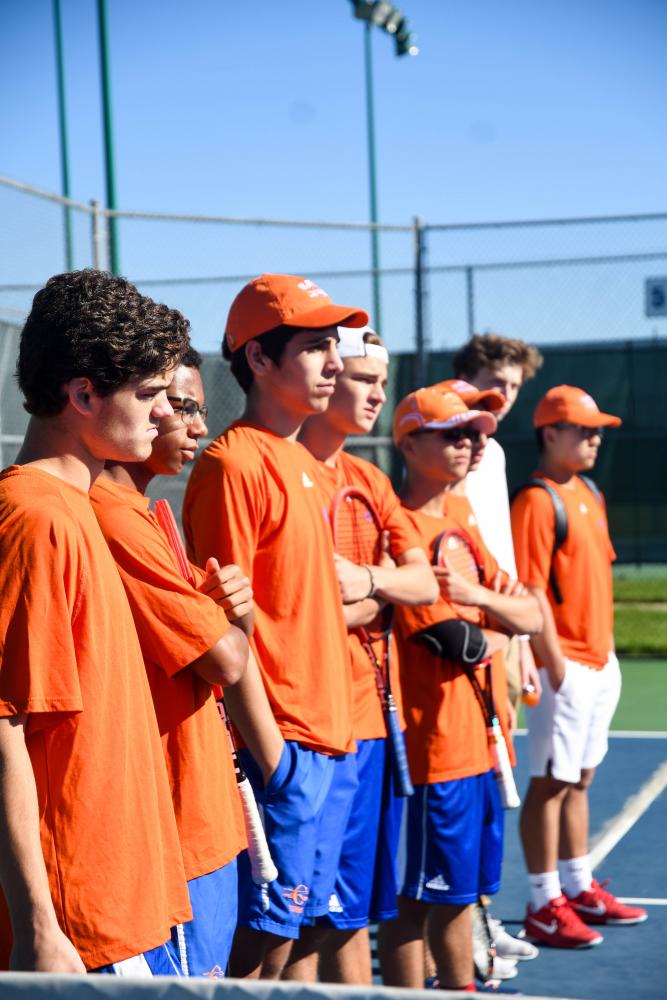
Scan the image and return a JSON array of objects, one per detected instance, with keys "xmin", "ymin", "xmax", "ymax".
[
  {"xmin": 589, "ymin": 758, "xmax": 667, "ymax": 869},
  {"xmin": 618, "ymin": 897, "xmax": 667, "ymax": 906},
  {"xmin": 608, "ymin": 730, "xmax": 667, "ymax": 739},
  {"xmin": 514, "ymin": 729, "xmax": 667, "ymax": 738}
]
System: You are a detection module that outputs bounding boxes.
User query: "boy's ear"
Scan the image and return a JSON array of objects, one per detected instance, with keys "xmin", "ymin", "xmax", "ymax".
[
  {"xmin": 63, "ymin": 377, "xmax": 96, "ymax": 416},
  {"xmin": 245, "ymin": 340, "xmax": 273, "ymax": 379}
]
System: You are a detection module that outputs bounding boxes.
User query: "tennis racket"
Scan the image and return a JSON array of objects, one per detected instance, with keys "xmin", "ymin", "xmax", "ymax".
[
  {"xmin": 433, "ymin": 529, "xmax": 520, "ymax": 809},
  {"xmin": 154, "ymin": 498, "xmax": 278, "ymax": 884},
  {"xmin": 330, "ymin": 486, "xmax": 414, "ymax": 798},
  {"xmin": 473, "ymin": 897, "xmax": 497, "ymax": 984}
]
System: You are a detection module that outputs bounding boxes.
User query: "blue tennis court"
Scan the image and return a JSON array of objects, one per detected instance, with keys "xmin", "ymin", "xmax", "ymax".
[{"xmin": 492, "ymin": 733, "xmax": 667, "ymax": 999}]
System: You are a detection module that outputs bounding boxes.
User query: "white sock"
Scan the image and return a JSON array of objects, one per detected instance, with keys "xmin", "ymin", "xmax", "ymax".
[
  {"xmin": 559, "ymin": 856, "xmax": 593, "ymax": 898},
  {"xmin": 528, "ymin": 871, "xmax": 561, "ymax": 910}
]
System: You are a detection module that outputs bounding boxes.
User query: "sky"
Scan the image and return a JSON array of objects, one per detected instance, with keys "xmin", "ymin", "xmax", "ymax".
[{"xmin": 2, "ymin": 0, "xmax": 667, "ymax": 352}]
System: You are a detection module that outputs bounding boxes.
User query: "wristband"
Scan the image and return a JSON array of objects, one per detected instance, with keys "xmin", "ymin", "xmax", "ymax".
[{"xmin": 362, "ymin": 563, "xmax": 377, "ymax": 599}]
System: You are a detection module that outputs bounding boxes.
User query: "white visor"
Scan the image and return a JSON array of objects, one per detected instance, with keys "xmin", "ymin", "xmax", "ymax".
[{"xmin": 337, "ymin": 325, "xmax": 389, "ymax": 363}]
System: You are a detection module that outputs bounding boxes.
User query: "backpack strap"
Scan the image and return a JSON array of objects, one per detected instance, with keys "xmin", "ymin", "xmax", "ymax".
[
  {"xmin": 578, "ymin": 474, "xmax": 603, "ymax": 506},
  {"xmin": 512, "ymin": 478, "xmax": 568, "ymax": 605}
]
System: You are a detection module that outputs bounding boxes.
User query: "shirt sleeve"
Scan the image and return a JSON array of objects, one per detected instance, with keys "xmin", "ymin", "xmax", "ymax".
[
  {"xmin": 510, "ymin": 487, "xmax": 556, "ymax": 591},
  {"xmin": 372, "ymin": 470, "xmax": 423, "ymax": 558},
  {"xmin": 103, "ymin": 508, "xmax": 231, "ymax": 678},
  {"xmin": 0, "ymin": 507, "xmax": 84, "ymax": 724},
  {"xmin": 183, "ymin": 446, "xmax": 266, "ymax": 581}
]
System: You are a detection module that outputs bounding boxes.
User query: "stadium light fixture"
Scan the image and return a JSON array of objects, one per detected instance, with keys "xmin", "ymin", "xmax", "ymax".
[
  {"xmin": 394, "ymin": 16, "xmax": 419, "ymax": 56},
  {"xmin": 347, "ymin": 1, "xmax": 418, "ymax": 332},
  {"xmin": 350, "ymin": 1, "xmax": 418, "ymax": 56}
]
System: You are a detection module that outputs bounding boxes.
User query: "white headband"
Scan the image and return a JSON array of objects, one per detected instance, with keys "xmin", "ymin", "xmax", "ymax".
[{"xmin": 337, "ymin": 325, "xmax": 389, "ymax": 363}]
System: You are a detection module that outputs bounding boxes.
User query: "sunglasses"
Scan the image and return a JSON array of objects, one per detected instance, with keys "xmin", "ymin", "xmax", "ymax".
[
  {"xmin": 167, "ymin": 395, "xmax": 209, "ymax": 425},
  {"xmin": 410, "ymin": 426, "xmax": 482, "ymax": 444},
  {"xmin": 552, "ymin": 422, "xmax": 604, "ymax": 440}
]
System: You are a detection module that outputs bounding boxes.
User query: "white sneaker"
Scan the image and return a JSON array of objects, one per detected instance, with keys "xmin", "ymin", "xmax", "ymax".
[
  {"xmin": 490, "ymin": 917, "xmax": 539, "ymax": 961},
  {"xmin": 491, "ymin": 955, "xmax": 519, "ymax": 980},
  {"xmin": 472, "ymin": 907, "xmax": 519, "ymax": 981}
]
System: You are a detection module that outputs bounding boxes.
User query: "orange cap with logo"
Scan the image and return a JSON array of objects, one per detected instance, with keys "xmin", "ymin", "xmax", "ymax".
[
  {"xmin": 393, "ymin": 386, "xmax": 497, "ymax": 445},
  {"xmin": 225, "ymin": 273, "xmax": 369, "ymax": 352},
  {"xmin": 533, "ymin": 385, "xmax": 622, "ymax": 429},
  {"xmin": 433, "ymin": 378, "xmax": 505, "ymax": 412}
]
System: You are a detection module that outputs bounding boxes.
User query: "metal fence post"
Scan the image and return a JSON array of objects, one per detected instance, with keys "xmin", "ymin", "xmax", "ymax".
[
  {"xmin": 414, "ymin": 216, "xmax": 427, "ymax": 386},
  {"xmin": 90, "ymin": 200, "xmax": 104, "ymax": 270},
  {"xmin": 466, "ymin": 266, "xmax": 475, "ymax": 339}
]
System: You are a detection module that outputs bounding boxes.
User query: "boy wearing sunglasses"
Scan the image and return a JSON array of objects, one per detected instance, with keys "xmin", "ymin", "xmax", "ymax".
[
  {"xmin": 510, "ymin": 385, "xmax": 646, "ymax": 948},
  {"xmin": 380, "ymin": 387, "xmax": 541, "ymax": 992}
]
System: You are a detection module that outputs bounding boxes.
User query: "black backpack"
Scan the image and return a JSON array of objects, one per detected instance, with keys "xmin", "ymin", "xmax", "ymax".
[{"xmin": 511, "ymin": 475, "xmax": 602, "ymax": 605}]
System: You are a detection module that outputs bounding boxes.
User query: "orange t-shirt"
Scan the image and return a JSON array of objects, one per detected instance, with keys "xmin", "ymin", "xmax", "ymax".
[
  {"xmin": 394, "ymin": 494, "xmax": 512, "ymax": 785},
  {"xmin": 90, "ymin": 477, "xmax": 246, "ymax": 879},
  {"xmin": 511, "ymin": 474, "xmax": 615, "ymax": 669},
  {"xmin": 315, "ymin": 451, "xmax": 423, "ymax": 739},
  {"xmin": 0, "ymin": 467, "xmax": 190, "ymax": 970},
  {"xmin": 183, "ymin": 422, "xmax": 354, "ymax": 755}
]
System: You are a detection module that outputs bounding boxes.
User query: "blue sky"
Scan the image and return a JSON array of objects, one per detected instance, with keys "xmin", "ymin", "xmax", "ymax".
[{"xmin": 2, "ymin": 0, "xmax": 667, "ymax": 351}]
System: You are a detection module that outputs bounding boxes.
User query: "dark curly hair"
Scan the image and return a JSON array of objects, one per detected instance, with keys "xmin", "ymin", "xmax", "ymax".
[{"xmin": 17, "ymin": 269, "xmax": 191, "ymax": 417}]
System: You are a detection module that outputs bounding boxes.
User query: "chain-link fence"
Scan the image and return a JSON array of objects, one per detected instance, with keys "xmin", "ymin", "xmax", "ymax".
[
  {"xmin": 3, "ymin": 175, "xmax": 667, "ymax": 555},
  {"xmin": 422, "ymin": 215, "xmax": 667, "ymax": 359}
]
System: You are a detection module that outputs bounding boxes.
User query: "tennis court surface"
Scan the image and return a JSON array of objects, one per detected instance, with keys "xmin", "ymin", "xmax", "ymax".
[{"xmin": 493, "ymin": 656, "xmax": 667, "ymax": 999}]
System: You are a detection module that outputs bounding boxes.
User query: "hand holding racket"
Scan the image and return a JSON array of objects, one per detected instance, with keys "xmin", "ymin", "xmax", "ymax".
[
  {"xmin": 330, "ymin": 486, "xmax": 414, "ymax": 798},
  {"xmin": 154, "ymin": 498, "xmax": 278, "ymax": 883},
  {"xmin": 435, "ymin": 558, "xmax": 485, "ymax": 610},
  {"xmin": 433, "ymin": 529, "xmax": 520, "ymax": 809}
]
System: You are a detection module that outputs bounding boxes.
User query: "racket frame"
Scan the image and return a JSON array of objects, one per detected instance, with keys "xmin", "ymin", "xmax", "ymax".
[
  {"xmin": 432, "ymin": 527, "xmax": 520, "ymax": 809},
  {"xmin": 330, "ymin": 486, "xmax": 414, "ymax": 798}
]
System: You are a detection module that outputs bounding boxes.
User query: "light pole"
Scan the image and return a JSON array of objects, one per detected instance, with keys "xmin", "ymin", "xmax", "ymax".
[
  {"xmin": 53, "ymin": 0, "xmax": 73, "ymax": 270},
  {"xmin": 349, "ymin": 1, "xmax": 418, "ymax": 333},
  {"xmin": 97, "ymin": 0, "xmax": 120, "ymax": 274}
]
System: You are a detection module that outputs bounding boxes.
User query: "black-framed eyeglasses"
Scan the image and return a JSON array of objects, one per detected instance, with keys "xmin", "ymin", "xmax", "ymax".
[
  {"xmin": 410, "ymin": 426, "xmax": 481, "ymax": 444},
  {"xmin": 167, "ymin": 396, "xmax": 209, "ymax": 425},
  {"xmin": 552, "ymin": 422, "xmax": 604, "ymax": 440}
]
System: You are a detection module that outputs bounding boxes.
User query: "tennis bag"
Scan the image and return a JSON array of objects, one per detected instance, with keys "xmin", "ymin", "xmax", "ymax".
[{"xmin": 511, "ymin": 474, "xmax": 602, "ymax": 605}]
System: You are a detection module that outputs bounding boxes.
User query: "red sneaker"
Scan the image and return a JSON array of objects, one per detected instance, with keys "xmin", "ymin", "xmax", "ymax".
[
  {"xmin": 567, "ymin": 879, "xmax": 648, "ymax": 925},
  {"xmin": 524, "ymin": 894, "xmax": 603, "ymax": 948}
]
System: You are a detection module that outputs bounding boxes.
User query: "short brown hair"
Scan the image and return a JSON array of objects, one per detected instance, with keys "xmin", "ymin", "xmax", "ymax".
[
  {"xmin": 17, "ymin": 269, "xmax": 191, "ymax": 417},
  {"xmin": 222, "ymin": 324, "xmax": 297, "ymax": 394},
  {"xmin": 452, "ymin": 333, "xmax": 543, "ymax": 383}
]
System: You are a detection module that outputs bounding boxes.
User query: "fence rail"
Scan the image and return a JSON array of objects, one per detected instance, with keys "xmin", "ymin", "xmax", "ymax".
[{"xmin": 2, "ymin": 176, "xmax": 667, "ymax": 560}]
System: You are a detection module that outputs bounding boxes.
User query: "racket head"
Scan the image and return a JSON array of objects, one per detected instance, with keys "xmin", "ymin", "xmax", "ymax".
[
  {"xmin": 330, "ymin": 486, "xmax": 391, "ymax": 641},
  {"xmin": 330, "ymin": 486, "xmax": 383, "ymax": 566},
  {"xmin": 432, "ymin": 528, "xmax": 485, "ymax": 624}
]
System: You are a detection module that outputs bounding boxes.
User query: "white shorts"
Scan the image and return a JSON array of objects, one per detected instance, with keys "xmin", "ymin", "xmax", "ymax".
[{"xmin": 526, "ymin": 652, "xmax": 621, "ymax": 784}]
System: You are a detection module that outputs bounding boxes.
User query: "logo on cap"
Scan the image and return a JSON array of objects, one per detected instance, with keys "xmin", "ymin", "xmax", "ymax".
[{"xmin": 297, "ymin": 279, "xmax": 328, "ymax": 300}]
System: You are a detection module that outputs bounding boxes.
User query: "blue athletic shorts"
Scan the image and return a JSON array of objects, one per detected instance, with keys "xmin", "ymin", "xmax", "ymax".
[
  {"xmin": 401, "ymin": 769, "xmax": 504, "ymax": 905},
  {"xmin": 237, "ymin": 741, "xmax": 358, "ymax": 938},
  {"xmin": 171, "ymin": 861, "xmax": 237, "ymax": 978},
  {"xmin": 317, "ymin": 737, "xmax": 404, "ymax": 929},
  {"xmin": 92, "ymin": 940, "xmax": 182, "ymax": 976}
]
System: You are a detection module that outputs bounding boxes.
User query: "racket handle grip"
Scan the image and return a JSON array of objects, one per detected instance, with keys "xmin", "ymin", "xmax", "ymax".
[
  {"xmin": 384, "ymin": 697, "xmax": 414, "ymax": 798},
  {"xmin": 238, "ymin": 777, "xmax": 279, "ymax": 885},
  {"xmin": 489, "ymin": 720, "xmax": 521, "ymax": 809}
]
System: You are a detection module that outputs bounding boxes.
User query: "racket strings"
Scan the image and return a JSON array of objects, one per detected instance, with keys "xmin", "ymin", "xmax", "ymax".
[
  {"xmin": 334, "ymin": 497, "xmax": 382, "ymax": 567},
  {"xmin": 437, "ymin": 534, "xmax": 485, "ymax": 625}
]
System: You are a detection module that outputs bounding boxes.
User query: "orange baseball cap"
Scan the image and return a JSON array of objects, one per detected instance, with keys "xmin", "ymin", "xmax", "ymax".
[
  {"xmin": 433, "ymin": 378, "xmax": 505, "ymax": 412},
  {"xmin": 533, "ymin": 384, "xmax": 622, "ymax": 429},
  {"xmin": 393, "ymin": 386, "xmax": 497, "ymax": 445},
  {"xmin": 225, "ymin": 273, "xmax": 369, "ymax": 351}
]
